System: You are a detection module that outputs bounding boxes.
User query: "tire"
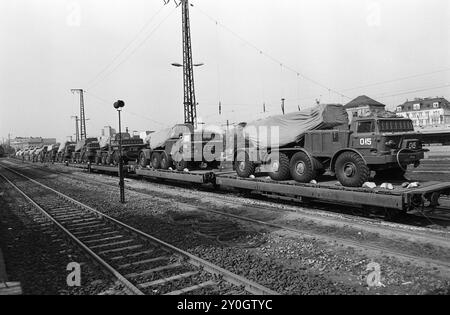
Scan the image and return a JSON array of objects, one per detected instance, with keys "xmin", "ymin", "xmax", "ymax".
[
  {"xmin": 175, "ymin": 159, "xmax": 188, "ymax": 172},
  {"xmin": 234, "ymin": 152, "xmax": 256, "ymax": 178},
  {"xmin": 139, "ymin": 152, "xmax": 149, "ymax": 168},
  {"xmin": 151, "ymin": 152, "xmax": 161, "ymax": 169},
  {"xmin": 290, "ymin": 152, "xmax": 316, "ymax": 183},
  {"xmin": 160, "ymin": 152, "xmax": 173, "ymax": 170},
  {"xmin": 268, "ymin": 152, "xmax": 291, "ymax": 181},
  {"xmin": 101, "ymin": 155, "xmax": 107, "ymax": 165},
  {"xmin": 112, "ymin": 152, "xmax": 121, "ymax": 166},
  {"xmin": 335, "ymin": 152, "xmax": 370, "ymax": 187}
]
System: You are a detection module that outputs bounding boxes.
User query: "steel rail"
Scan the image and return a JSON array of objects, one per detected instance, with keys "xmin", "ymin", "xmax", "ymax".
[
  {"xmin": 0, "ymin": 170, "xmax": 145, "ymax": 295},
  {"xmin": 0, "ymin": 164, "xmax": 279, "ymax": 296}
]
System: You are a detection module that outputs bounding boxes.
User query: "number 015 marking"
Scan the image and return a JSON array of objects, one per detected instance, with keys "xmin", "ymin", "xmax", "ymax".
[{"xmin": 360, "ymin": 138, "xmax": 372, "ymax": 146}]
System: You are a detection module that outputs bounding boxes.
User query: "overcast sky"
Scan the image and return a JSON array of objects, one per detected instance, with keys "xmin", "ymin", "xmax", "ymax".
[{"xmin": 1, "ymin": 0, "xmax": 449, "ymax": 143}]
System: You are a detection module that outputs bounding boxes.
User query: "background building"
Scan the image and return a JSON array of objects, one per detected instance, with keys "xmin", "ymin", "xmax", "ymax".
[
  {"xmin": 396, "ymin": 97, "xmax": 450, "ymax": 128},
  {"xmin": 10, "ymin": 137, "xmax": 56, "ymax": 150},
  {"xmin": 344, "ymin": 95, "xmax": 386, "ymax": 122}
]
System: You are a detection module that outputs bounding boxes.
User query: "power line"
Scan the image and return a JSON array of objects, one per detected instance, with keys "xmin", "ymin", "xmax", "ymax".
[
  {"xmin": 84, "ymin": 90, "xmax": 170, "ymax": 127},
  {"xmin": 374, "ymin": 83, "xmax": 450, "ymax": 99},
  {"xmin": 86, "ymin": 6, "xmax": 167, "ymax": 89},
  {"xmin": 192, "ymin": 3, "xmax": 351, "ymax": 100},
  {"xmin": 88, "ymin": 7, "xmax": 178, "ymax": 90},
  {"xmin": 340, "ymin": 67, "xmax": 450, "ymax": 92}
]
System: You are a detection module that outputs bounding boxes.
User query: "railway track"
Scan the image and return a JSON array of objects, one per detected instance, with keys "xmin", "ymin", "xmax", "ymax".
[
  {"xmin": 3, "ymin": 160, "xmax": 450, "ymax": 273},
  {"xmin": 0, "ymin": 165, "xmax": 278, "ymax": 296},
  {"xmin": 10, "ymin": 159, "xmax": 450, "ymax": 226}
]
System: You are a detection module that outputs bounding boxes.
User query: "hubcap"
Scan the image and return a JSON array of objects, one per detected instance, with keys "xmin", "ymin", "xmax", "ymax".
[
  {"xmin": 344, "ymin": 163, "xmax": 356, "ymax": 177},
  {"xmin": 238, "ymin": 161, "xmax": 246, "ymax": 172},
  {"xmin": 295, "ymin": 162, "xmax": 306, "ymax": 175}
]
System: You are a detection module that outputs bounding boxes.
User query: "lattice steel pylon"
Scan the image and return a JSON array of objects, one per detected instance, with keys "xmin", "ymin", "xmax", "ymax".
[
  {"xmin": 181, "ymin": 0, "xmax": 197, "ymax": 127},
  {"xmin": 71, "ymin": 89, "xmax": 87, "ymax": 140}
]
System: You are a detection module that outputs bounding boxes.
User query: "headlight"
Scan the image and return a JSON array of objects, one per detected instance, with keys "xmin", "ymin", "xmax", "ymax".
[{"xmin": 385, "ymin": 140, "xmax": 396, "ymax": 147}]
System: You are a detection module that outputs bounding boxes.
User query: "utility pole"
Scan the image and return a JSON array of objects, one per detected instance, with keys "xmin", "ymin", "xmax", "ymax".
[
  {"xmin": 281, "ymin": 98, "xmax": 286, "ymax": 115},
  {"xmin": 71, "ymin": 89, "xmax": 87, "ymax": 140},
  {"xmin": 181, "ymin": 0, "xmax": 197, "ymax": 127},
  {"xmin": 71, "ymin": 116, "xmax": 80, "ymax": 142}
]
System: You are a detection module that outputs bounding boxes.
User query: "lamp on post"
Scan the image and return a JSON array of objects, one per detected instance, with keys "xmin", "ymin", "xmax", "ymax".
[{"xmin": 114, "ymin": 100, "xmax": 126, "ymax": 204}]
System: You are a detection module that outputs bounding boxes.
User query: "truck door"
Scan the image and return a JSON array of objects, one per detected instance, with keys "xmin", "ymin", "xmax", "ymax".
[{"xmin": 353, "ymin": 120, "xmax": 376, "ymax": 152}]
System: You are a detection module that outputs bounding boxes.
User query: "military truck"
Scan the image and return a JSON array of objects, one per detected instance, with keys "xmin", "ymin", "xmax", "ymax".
[
  {"xmin": 96, "ymin": 133, "xmax": 145, "ymax": 166},
  {"xmin": 235, "ymin": 106, "xmax": 427, "ymax": 187},
  {"xmin": 44, "ymin": 144, "xmax": 60, "ymax": 162},
  {"xmin": 35, "ymin": 146, "xmax": 48, "ymax": 163},
  {"xmin": 171, "ymin": 128, "xmax": 224, "ymax": 171},
  {"xmin": 138, "ymin": 124, "xmax": 192, "ymax": 170},
  {"xmin": 138, "ymin": 124, "xmax": 224, "ymax": 171},
  {"xmin": 57, "ymin": 142, "xmax": 76, "ymax": 163},
  {"xmin": 72, "ymin": 138, "xmax": 100, "ymax": 164}
]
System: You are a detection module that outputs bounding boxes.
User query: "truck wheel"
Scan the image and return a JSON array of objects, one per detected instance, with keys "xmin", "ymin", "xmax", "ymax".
[
  {"xmin": 268, "ymin": 152, "xmax": 291, "ymax": 181},
  {"xmin": 139, "ymin": 152, "xmax": 149, "ymax": 168},
  {"xmin": 175, "ymin": 159, "xmax": 188, "ymax": 172},
  {"xmin": 112, "ymin": 153, "xmax": 120, "ymax": 166},
  {"xmin": 235, "ymin": 152, "xmax": 256, "ymax": 178},
  {"xmin": 290, "ymin": 152, "xmax": 316, "ymax": 183},
  {"xmin": 101, "ymin": 155, "xmax": 107, "ymax": 165},
  {"xmin": 160, "ymin": 152, "xmax": 173, "ymax": 170},
  {"xmin": 151, "ymin": 152, "xmax": 161, "ymax": 169},
  {"xmin": 335, "ymin": 152, "xmax": 370, "ymax": 187}
]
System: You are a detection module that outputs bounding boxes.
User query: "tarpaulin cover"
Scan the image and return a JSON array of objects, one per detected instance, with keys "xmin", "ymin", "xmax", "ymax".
[
  {"xmin": 243, "ymin": 104, "xmax": 348, "ymax": 149},
  {"xmin": 58, "ymin": 142, "xmax": 69, "ymax": 153},
  {"xmin": 75, "ymin": 138, "xmax": 98, "ymax": 152},
  {"xmin": 98, "ymin": 136, "xmax": 111, "ymax": 149},
  {"xmin": 146, "ymin": 124, "xmax": 192, "ymax": 150}
]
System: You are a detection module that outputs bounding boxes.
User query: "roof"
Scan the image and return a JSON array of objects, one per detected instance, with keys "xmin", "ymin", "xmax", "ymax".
[
  {"xmin": 344, "ymin": 95, "xmax": 386, "ymax": 109},
  {"xmin": 398, "ymin": 97, "xmax": 450, "ymax": 111}
]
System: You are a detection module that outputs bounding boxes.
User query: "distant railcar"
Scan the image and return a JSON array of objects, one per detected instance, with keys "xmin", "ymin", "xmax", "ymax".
[{"xmin": 0, "ymin": 145, "xmax": 5, "ymax": 157}]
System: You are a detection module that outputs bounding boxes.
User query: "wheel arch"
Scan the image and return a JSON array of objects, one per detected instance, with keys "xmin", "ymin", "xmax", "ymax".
[{"xmin": 331, "ymin": 149, "xmax": 367, "ymax": 172}]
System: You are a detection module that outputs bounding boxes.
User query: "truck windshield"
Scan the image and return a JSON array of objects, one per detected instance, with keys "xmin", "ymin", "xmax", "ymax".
[{"xmin": 379, "ymin": 120, "xmax": 414, "ymax": 132}]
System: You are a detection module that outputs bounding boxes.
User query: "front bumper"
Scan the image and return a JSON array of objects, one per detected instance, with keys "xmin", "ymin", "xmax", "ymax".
[{"xmin": 366, "ymin": 150, "xmax": 425, "ymax": 165}]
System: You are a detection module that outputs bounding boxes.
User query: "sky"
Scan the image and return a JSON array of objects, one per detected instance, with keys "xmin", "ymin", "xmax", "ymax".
[{"xmin": 0, "ymin": 0, "xmax": 449, "ymax": 143}]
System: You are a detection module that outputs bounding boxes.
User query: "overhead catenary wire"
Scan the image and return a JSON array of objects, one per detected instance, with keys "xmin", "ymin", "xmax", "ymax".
[
  {"xmin": 87, "ymin": 7, "xmax": 178, "ymax": 91},
  {"xmin": 192, "ymin": 3, "xmax": 351, "ymax": 101},
  {"xmin": 84, "ymin": 91, "xmax": 170, "ymax": 128},
  {"xmin": 340, "ymin": 67, "xmax": 450, "ymax": 93},
  {"xmin": 86, "ymin": 6, "xmax": 167, "ymax": 90}
]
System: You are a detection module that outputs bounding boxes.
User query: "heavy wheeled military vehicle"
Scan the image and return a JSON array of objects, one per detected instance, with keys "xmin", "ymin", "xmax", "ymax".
[
  {"xmin": 57, "ymin": 142, "xmax": 76, "ymax": 163},
  {"xmin": 44, "ymin": 143, "xmax": 60, "ymax": 162},
  {"xmin": 72, "ymin": 138, "xmax": 100, "ymax": 164},
  {"xmin": 96, "ymin": 133, "xmax": 145, "ymax": 166},
  {"xmin": 235, "ymin": 105, "xmax": 427, "ymax": 187},
  {"xmin": 138, "ymin": 124, "xmax": 224, "ymax": 171}
]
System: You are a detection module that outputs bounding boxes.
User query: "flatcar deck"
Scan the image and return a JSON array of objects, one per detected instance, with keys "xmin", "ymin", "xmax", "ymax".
[
  {"xmin": 135, "ymin": 168, "xmax": 215, "ymax": 184},
  {"xmin": 215, "ymin": 175, "xmax": 450, "ymax": 212}
]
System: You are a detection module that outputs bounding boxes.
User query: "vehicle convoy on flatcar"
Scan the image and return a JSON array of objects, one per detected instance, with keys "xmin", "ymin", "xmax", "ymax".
[
  {"xmin": 234, "ymin": 104, "xmax": 427, "ymax": 187},
  {"xmin": 96, "ymin": 132, "xmax": 145, "ymax": 166}
]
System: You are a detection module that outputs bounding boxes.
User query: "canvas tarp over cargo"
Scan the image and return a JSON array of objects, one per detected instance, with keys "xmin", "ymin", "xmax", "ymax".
[
  {"xmin": 75, "ymin": 138, "xmax": 97, "ymax": 152},
  {"xmin": 243, "ymin": 104, "xmax": 348, "ymax": 149},
  {"xmin": 145, "ymin": 124, "xmax": 192, "ymax": 150}
]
